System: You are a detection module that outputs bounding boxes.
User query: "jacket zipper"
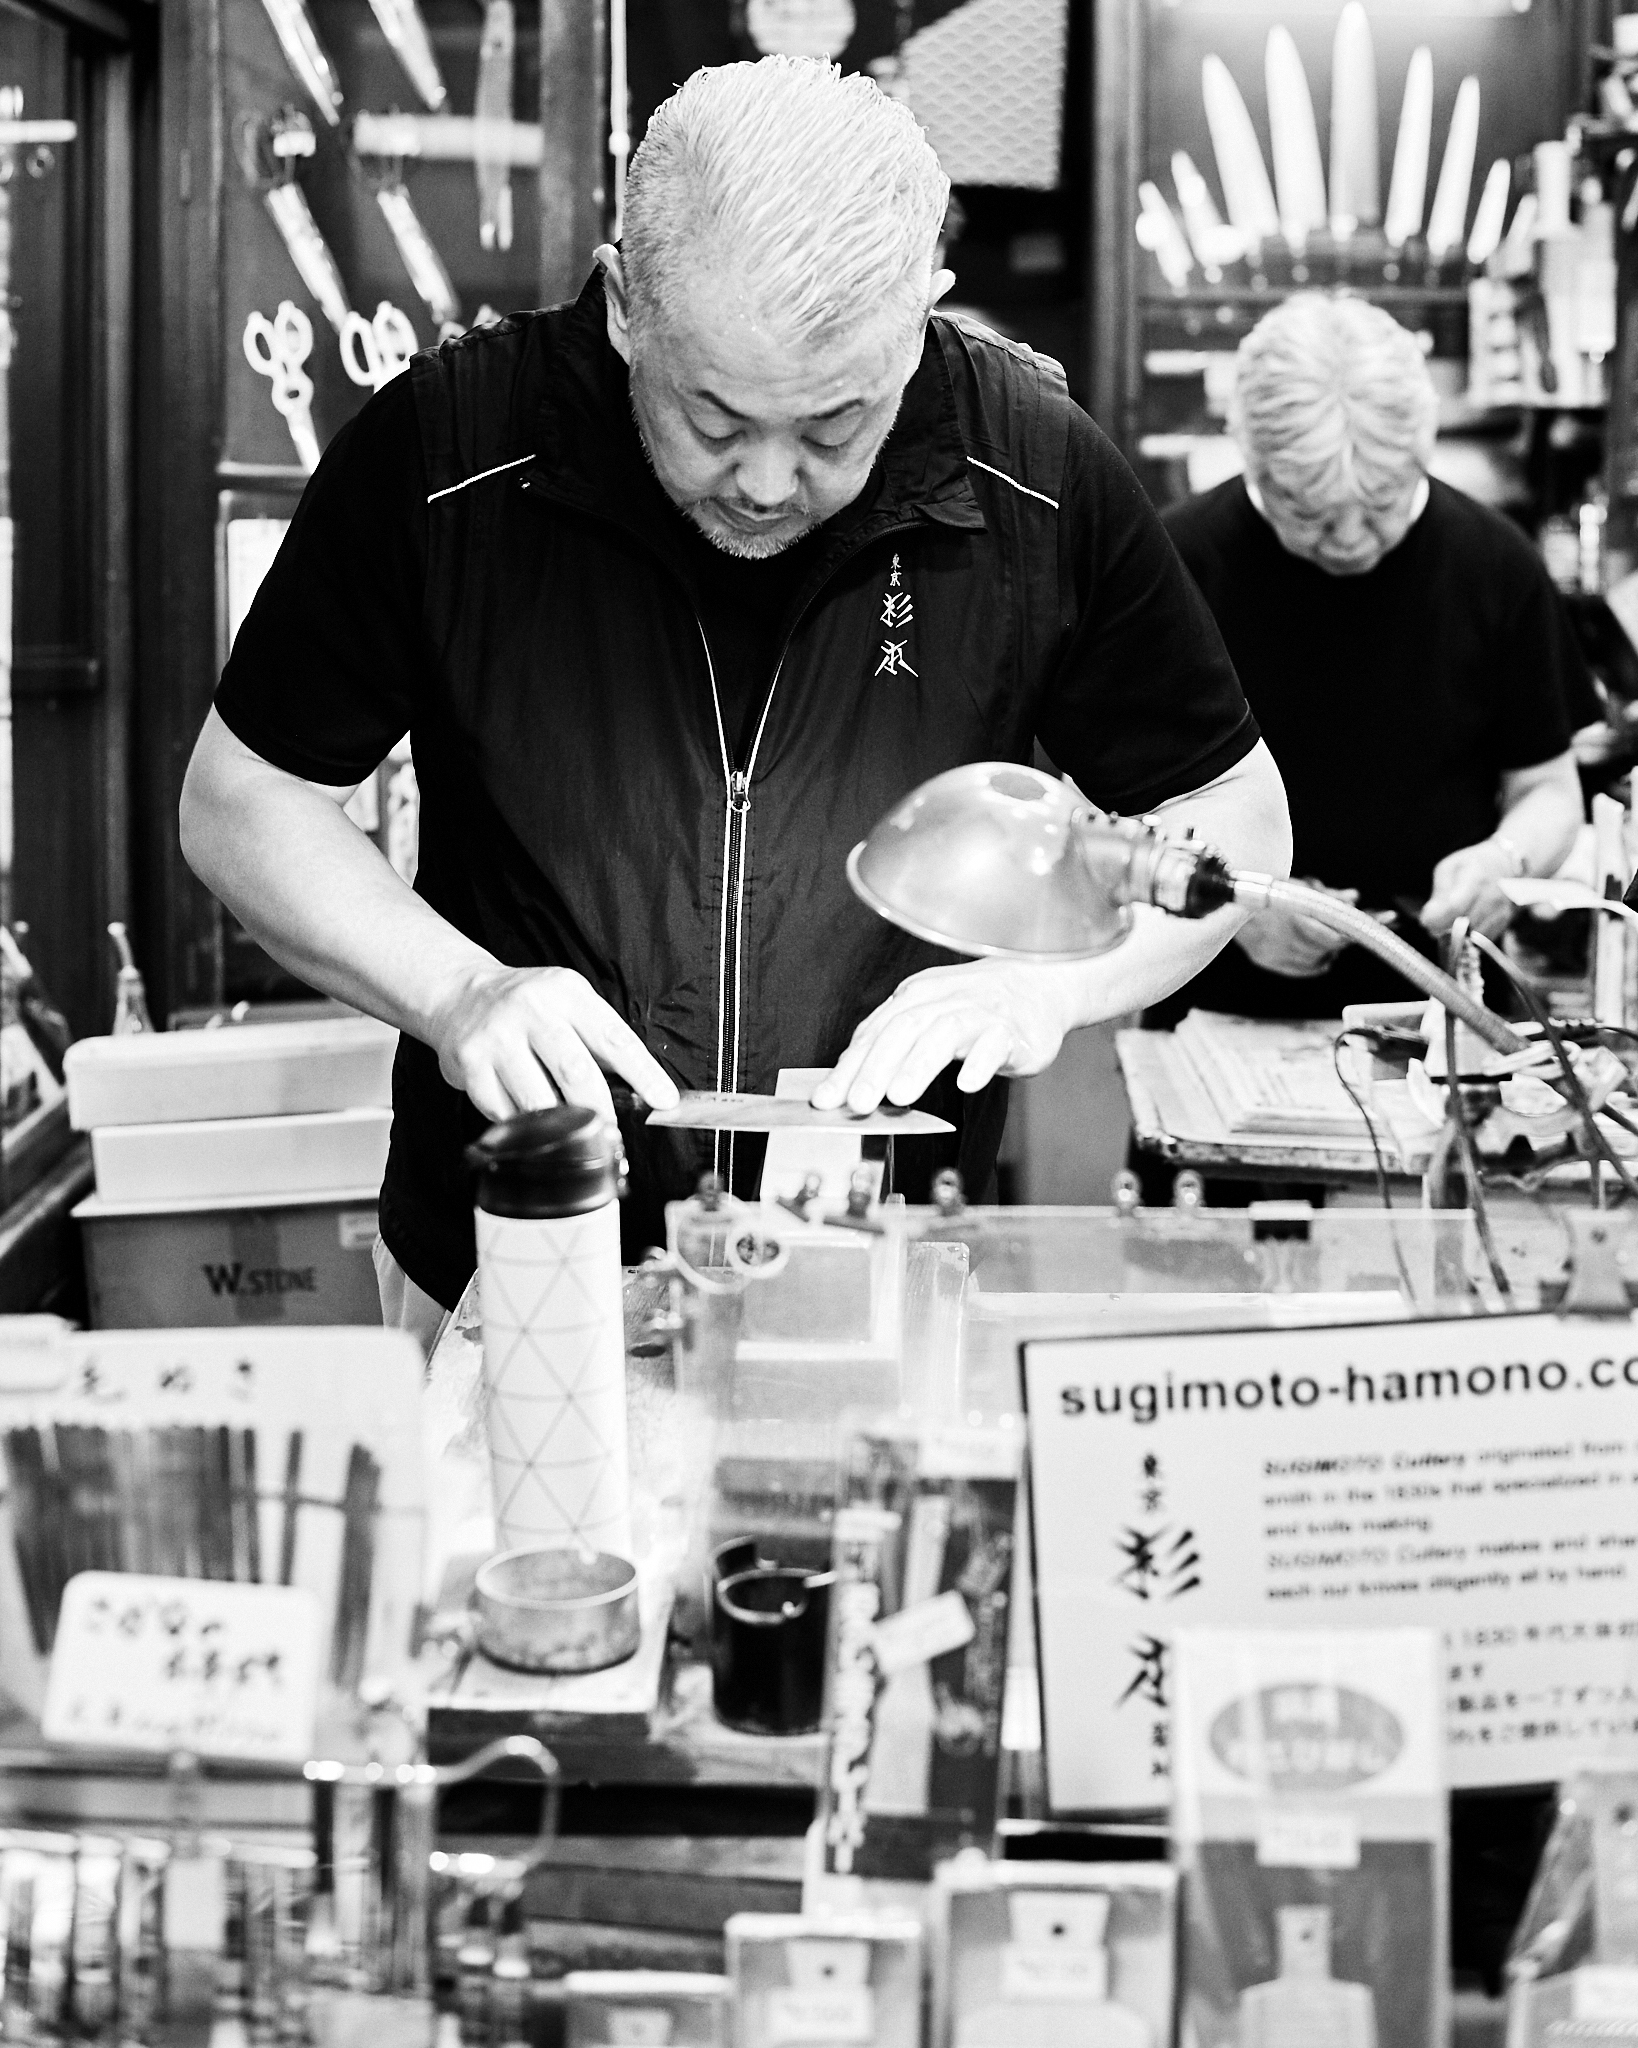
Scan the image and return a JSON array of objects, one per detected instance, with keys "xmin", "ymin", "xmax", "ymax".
[
  {"xmin": 517, "ymin": 479, "xmax": 922, "ymax": 1183},
  {"xmin": 689, "ymin": 519, "xmax": 922, "ymax": 1186}
]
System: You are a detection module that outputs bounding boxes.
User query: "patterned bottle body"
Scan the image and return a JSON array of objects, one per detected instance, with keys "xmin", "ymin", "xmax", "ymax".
[{"xmin": 475, "ymin": 1199, "xmax": 632, "ymax": 1559}]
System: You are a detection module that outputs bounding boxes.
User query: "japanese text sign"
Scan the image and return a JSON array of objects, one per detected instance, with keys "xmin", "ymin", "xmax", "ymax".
[
  {"xmin": 42, "ymin": 1571, "xmax": 321, "ymax": 1763},
  {"xmin": 1022, "ymin": 1313, "xmax": 1638, "ymax": 1810}
]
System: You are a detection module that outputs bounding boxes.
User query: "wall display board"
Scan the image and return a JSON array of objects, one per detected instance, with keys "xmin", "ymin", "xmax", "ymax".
[{"xmin": 1023, "ymin": 1313, "xmax": 1638, "ymax": 1812}]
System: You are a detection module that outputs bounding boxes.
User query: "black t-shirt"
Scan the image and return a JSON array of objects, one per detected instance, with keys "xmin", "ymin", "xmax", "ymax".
[{"xmin": 1149, "ymin": 476, "xmax": 1594, "ymax": 1021}]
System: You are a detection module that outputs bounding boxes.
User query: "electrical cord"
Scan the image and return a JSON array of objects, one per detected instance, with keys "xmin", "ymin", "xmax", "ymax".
[
  {"xmin": 1468, "ymin": 930, "xmax": 1638, "ymax": 1207},
  {"xmin": 1332, "ymin": 1026, "xmax": 1418, "ymax": 1304},
  {"xmin": 1442, "ymin": 945, "xmax": 1512, "ymax": 1302}
]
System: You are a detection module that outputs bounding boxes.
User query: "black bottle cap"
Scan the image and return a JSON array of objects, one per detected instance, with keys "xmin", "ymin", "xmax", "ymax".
[{"xmin": 467, "ymin": 1105, "xmax": 621, "ymax": 1219}]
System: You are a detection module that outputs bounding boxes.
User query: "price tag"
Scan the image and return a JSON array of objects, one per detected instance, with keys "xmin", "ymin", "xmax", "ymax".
[
  {"xmin": 1255, "ymin": 1808, "xmax": 1361, "ymax": 1870},
  {"xmin": 1000, "ymin": 1945, "xmax": 1105, "ymax": 2002},
  {"xmin": 765, "ymin": 1989, "xmax": 874, "ymax": 2044},
  {"xmin": 42, "ymin": 1572, "xmax": 322, "ymax": 1764},
  {"xmin": 605, "ymin": 2013, "xmax": 674, "ymax": 2046},
  {"xmin": 1574, "ymin": 1967, "xmax": 1638, "ymax": 2021},
  {"xmin": 871, "ymin": 1590, "xmax": 975, "ymax": 1676}
]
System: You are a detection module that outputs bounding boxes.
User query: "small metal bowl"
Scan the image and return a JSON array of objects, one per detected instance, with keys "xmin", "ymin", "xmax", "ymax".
[{"xmin": 472, "ymin": 1546, "xmax": 641, "ymax": 1674}]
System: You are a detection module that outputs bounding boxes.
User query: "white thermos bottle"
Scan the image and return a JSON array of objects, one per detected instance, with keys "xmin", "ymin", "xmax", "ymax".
[{"xmin": 467, "ymin": 1106, "xmax": 632, "ymax": 1561}]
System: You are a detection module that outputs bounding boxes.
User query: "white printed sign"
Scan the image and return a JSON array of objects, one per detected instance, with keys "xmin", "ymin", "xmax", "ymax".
[
  {"xmin": 43, "ymin": 1571, "xmax": 321, "ymax": 1763},
  {"xmin": 1023, "ymin": 1313, "xmax": 1638, "ymax": 1809}
]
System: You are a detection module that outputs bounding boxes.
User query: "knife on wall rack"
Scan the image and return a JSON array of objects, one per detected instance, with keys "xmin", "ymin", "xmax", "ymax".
[
  {"xmin": 1384, "ymin": 46, "xmax": 1434, "ymax": 249},
  {"xmin": 1265, "ymin": 27, "xmax": 1326, "ymax": 250},
  {"xmin": 1329, "ymin": 2, "xmax": 1379, "ymax": 239},
  {"xmin": 1202, "ymin": 54, "xmax": 1280, "ymax": 252}
]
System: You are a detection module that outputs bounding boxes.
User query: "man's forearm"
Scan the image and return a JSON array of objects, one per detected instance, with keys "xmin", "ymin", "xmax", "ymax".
[
  {"xmin": 1496, "ymin": 774, "xmax": 1582, "ymax": 877},
  {"xmin": 1048, "ymin": 738, "xmax": 1293, "ymax": 1030},
  {"xmin": 180, "ymin": 730, "xmax": 495, "ymax": 1046}
]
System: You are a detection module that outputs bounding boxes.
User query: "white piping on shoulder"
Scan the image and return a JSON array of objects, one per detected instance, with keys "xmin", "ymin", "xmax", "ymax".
[
  {"xmin": 426, "ymin": 454, "xmax": 534, "ymax": 504},
  {"xmin": 965, "ymin": 455, "xmax": 1059, "ymax": 511}
]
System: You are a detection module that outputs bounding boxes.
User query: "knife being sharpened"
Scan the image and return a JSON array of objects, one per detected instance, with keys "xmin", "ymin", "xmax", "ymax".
[{"xmin": 647, "ymin": 1092, "xmax": 954, "ymax": 1136}]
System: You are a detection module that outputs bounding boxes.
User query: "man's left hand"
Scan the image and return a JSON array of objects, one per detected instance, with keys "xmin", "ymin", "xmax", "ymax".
[
  {"xmin": 1421, "ymin": 839, "xmax": 1518, "ymax": 940},
  {"xmin": 810, "ymin": 961, "xmax": 1073, "ymax": 1115}
]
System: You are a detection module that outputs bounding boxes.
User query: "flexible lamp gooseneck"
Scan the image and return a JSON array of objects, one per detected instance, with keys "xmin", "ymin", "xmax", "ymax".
[{"xmin": 845, "ymin": 763, "xmax": 1526, "ymax": 1060}]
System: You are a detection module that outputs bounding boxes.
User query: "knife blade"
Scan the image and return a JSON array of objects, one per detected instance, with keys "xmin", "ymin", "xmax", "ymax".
[
  {"xmin": 1137, "ymin": 181, "xmax": 1195, "ymax": 290},
  {"xmin": 1265, "ymin": 28, "xmax": 1326, "ymax": 248},
  {"xmin": 1328, "ymin": 2, "xmax": 1379, "ymax": 237},
  {"xmin": 257, "ymin": 0, "xmax": 344, "ymax": 127},
  {"xmin": 647, "ymin": 1092, "xmax": 955, "ymax": 1135},
  {"xmin": 365, "ymin": 0, "xmax": 447, "ymax": 110},
  {"xmin": 1426, "ymin": 74, "xmax": 1480, "ymax": 261},
  {"xmin": 475, "ymin": 0, "xmax": 515, "ymax": 252},
  {"xmin": 1202, "ymin": 54, "xmax": 1279, "ymax": 250},
  {"xmin": 263, "ymin": 181, "xmax": 353, "ymax": 335},
  {"xmin": 1384, "ymin": 45, "xmax": 1433, "ymax": 248},
  {"xmin": 374, "ymin": 181, "xmax": 461, "ymax": 328},
  {"xmin": 1171, "ymin": 149, "xmax": 1246, "ymax": 268},
  {"xmin": 1466, "ymin": 158, "xmax": 1510, "ymax": 268}
]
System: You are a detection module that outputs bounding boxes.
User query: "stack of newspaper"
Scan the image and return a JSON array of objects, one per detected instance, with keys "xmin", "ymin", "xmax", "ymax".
[{"xmin": 1172, "ymin": 1011, "xmax": 1440, "ymax": 1159}]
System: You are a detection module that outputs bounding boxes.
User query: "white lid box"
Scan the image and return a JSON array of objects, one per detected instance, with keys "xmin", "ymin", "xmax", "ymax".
[
  {"xmin": 90, "ymin": 1107, "xmax": 391, "ymax": 1206},
  {"xmin": 65, "ymin": 1018, "xmax": 396, "ymax": 1130}
]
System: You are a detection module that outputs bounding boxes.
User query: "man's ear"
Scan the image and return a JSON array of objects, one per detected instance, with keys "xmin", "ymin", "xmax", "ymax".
[
  {"xmin": 928, "ymin": 266, "xmax": 957, "ymax": 313},
  {"xmin": 594, "ymin": 242, "xmax": 633, "ymax": 366}
]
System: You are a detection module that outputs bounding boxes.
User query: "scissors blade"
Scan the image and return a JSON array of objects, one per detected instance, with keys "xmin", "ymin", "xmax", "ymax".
[
  {"xmin": 256, "ymin": 0, "xmax": 344, "ymax": 126},
  {"xmin": 264, "ymin": 183, "xmax": 353, "ymax": 335},
  {"xmin": 284, "ymin": 398, "xmax": 322, "ymax": 473},
  {"xmin": 474, "ymin": 0, "xmax": 515, "ymax": 252},
  {"xmin": 375, "ymin": 184, "xmax": 460, "ymax": 328},
  {"xmin": 364, "ymin": 0, "xmax": 446, "ymax": 110}
]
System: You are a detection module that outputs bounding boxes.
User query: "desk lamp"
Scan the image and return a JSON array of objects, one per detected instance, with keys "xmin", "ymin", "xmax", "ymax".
[{"xmin": 845, "ymin": 763, "xmax": 1526, "ymax": 1058}]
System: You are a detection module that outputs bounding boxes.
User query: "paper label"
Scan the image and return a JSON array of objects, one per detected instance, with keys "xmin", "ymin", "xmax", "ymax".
[
  {"xmin": 42, "ymin": 1572, "xmax": 321, "ymax": 1763},
  {"xmin": 999, "ymin": 1945, "xmax": 1105, "ymax": 2001},
  {"xmin": 1574, "ymin": 1968, "xmax": 1638, "ymax": 2021},
  {"xmin": 337, "ymin": 1210, "xmax": 378, "ymax": 1251},
  {"xmin": 606, "ymin": 2013, "xmax": 673, "ymax": 2046},
  {"xmin": 764, "ymin": 1988, "xmax": 874, "ymax": 2043},
  {"xmin": 1256, "ymin": 1808, "xmax": 1362, "ymax": 1869},
  {"xmin": 871, "ymin": 1589, "xmax": 975, "ymax": 1676},
  {"xmin": 920, "ymin": 1422, "xmax": 1022, "ymax": 1480}
]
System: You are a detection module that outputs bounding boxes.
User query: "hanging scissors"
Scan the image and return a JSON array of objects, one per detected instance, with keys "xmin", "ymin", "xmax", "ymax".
[
  {"xmin": 243, "ymin": 300, "xmax": 321, "ymax": 472},
  {"xmin": 340, "ymin": 300, "xmax": 418, "ymax": 392}
]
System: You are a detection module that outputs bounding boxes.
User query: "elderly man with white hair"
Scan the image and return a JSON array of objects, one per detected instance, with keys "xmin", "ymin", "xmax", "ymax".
[
  {"xmin": 180, "ymin": 56, "xmax": 1289, "ymax": 1342},
  {"xmin": 1150, "ymin": 290, "xmax": 1590, "ymax": 1029}
]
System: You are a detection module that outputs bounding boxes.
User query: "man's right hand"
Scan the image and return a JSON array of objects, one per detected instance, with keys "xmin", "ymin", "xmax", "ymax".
[
  {"xmin": 431, "ymin": 963, "xmax": 680, "ymax": 1123},
  {"xmin": 1233, "ymin": 886, "xmax": 1357, "ymax": 979}
]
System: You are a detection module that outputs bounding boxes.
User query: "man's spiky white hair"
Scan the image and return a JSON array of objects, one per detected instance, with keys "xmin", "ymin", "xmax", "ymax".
[
  {"xmin": 1229, "ymin": 292, "xmax": 1438, "ymax": 528},
  {"xmin": 622, "ymin": 56, "xmax": 950, "ymax": 344}
]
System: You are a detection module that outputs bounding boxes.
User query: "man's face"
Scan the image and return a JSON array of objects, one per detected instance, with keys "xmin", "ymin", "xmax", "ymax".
[
  {"xmin": 1252, "ymin": 471, "xmax": 1427, "ymax": 577},
  {"xmin": 606, "ymin": 252, "xmax": 926, "ymax": 559}
]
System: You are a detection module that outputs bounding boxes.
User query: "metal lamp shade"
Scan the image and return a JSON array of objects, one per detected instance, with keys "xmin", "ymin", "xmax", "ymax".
[{"xmin": 846, "ymin": 762, "xmax": 1133, "ymax": 961}]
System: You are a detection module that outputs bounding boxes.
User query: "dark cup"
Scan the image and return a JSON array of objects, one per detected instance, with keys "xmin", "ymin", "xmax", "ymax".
[{"xmin": 710, "ymin": 1564, "xmax": 834, "ymax": 1737}]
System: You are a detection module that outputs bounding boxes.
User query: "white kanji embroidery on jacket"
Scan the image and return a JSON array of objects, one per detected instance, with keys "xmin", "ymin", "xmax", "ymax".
[{"xmin": 876, "ymin": 553, "xmax": 916, "ymax": 675}]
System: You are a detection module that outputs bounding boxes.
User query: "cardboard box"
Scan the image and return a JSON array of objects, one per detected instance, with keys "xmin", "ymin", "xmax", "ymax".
[
  {"xmin": 65, "ymin": 1018, "xmax": 395, "ymax": 1129},
  {"xmin": 90, "ymin": 1107, "xmax": 391, "ymax": 1205},
  {"xmin": 74, "ymin": 1188, "xmax": 382, "ymax": 1327}
]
